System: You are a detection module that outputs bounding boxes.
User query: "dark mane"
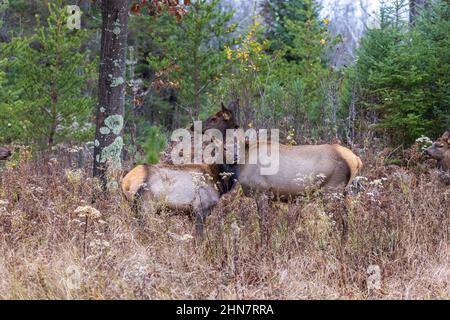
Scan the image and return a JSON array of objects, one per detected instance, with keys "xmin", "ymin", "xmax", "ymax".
[{"xmin": 218, "ymin": 163, "xmax": 240, "ymax": 195}]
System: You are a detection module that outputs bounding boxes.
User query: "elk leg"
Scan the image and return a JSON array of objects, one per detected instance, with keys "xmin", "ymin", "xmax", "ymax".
[
  {"xmin": 341, "ymin": 190, "xmax": 350, "ymax": 245},
  {"xmin": 195, "ymin": 208, "xmax": 208, "ymax": 241},
  {"xmin": 255, "ymin": 193, "xmax": 269, "ymax": 245}
]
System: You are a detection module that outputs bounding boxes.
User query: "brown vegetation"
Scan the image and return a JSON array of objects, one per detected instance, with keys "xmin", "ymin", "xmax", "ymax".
[{"xmin": 0, "ymin": 146, "xmax": 448, "ymax": 299}]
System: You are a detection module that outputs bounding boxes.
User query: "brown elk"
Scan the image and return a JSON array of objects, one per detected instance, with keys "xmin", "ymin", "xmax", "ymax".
[
  {"xmin": 202, "ymin": 107, "xmax": 363, "ymax": 195},
  {"xmin": 202, "ymin": 105, "xmax": 363, "ymax": 241},
  {"xmin": 121, "ymin": 103, "xmax": 239, "ymax": 239},
  {"xmin": 425, "ymin": 129, "xmax": 450, "ymax": 172},
  {"xmin": 0, "ymin": 146, "xmax": 12, "ymax": 160},
  {"xmin": 424, "ymin": 129, "xmax": 450, "ymax": 185}
]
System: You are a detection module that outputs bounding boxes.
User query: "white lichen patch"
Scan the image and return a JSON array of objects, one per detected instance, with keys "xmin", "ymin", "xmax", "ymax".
[
  {"xmin": 113, "ymin": 26, "xmax": 121, "ymax": 35},
  {"xmin": 110, "ymin": 76, "xmax": 124, "ymax": 87},
  {"xmin": 112, "ymin": 19, "xmax": 122, "ymax": 35},
  {"xmin": 100, "ymin": 136, "xmax": 124, "ymax": 170},
  {"xmin": 100, "ymin": 126, "xmax": 111, "ymax": 135},
  {"xmin": 104, "ymin": 115, "xmax": 123, "ymax": 135}
]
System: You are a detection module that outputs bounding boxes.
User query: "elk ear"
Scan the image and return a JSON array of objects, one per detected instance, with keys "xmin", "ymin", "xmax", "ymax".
[
  {"xmin": 223, "ymin": 111, "xmax": 231, "ymax": 121},
  {"xmin": 221, "ymin": 102, "xmax": 227, "ymax": 112},
  {"xmin": 442, "ymin": 130, "xmax": 450, "ymax": 141}
]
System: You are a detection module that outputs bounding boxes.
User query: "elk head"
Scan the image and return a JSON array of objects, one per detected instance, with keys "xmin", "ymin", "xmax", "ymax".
[
  {"xmin": 425, "ymin": 130, "xmax": 449, "ymax": 160},
  {"xmin": 425, "ymin": 129, "xmax": 450, "ymax": 170},
  {"xmin": 201, "ymin": 101, "xmax": 239, "ymax": 136}
]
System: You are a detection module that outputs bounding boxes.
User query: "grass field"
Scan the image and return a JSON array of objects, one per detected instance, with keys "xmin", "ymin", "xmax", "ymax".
[{"xmin": 0, "ymin": 146, "xmax": 448, "ymax": 299}]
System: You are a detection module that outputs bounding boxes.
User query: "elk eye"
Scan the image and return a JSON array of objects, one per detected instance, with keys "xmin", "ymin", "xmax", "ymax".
[{"xmin": 437, "ymin": 144, "xmax": 443, "ymax": 148}]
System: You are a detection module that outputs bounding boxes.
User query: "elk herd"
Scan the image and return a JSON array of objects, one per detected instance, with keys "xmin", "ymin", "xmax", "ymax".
[
  {"xmin": 1, "ymin": 103, "xmax": 449, "ymax": 241},
  {"xmin": 122, "ymin": 102, "xmax": 363, "ymax": 240},
  {"xmin": 121, "ymin": 102, "xmax": 447, "ymax": 240}
]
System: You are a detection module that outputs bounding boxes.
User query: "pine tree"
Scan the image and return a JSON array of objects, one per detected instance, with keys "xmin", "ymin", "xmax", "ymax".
[
  {"xmin": 0, "ymin": 1, "xmax": 96, "ymax": 146},
  {"xmin": 343, "ymin": 0, "xmax": 450, "ymax": 145},
  {"xmin": 147, "ymin": 0, "xmax": 234, "ymax": 120},
  {"xmin": 280, "ymin": 0, "xmax": 334, "ymax": 136},
  {"xmin": 261, "ymin": 0, "xmax": 309, "ymax": 53}
]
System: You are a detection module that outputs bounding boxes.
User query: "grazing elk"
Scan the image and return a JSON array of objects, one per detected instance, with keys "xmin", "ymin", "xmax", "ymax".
[
  {"xmin": 201, "ymin": 106, "xmax": 363, "ymax": 241},
  {"xmin": 425, "ymin": 129, "xmax": 450, "ymax": 172},
  {"xmin": 0, "ymin": 146, "xmax": 12, "ymax": 160},
  {"xmin": 122, "ymin": 103, "xmax": 239, "ymax": 239}
]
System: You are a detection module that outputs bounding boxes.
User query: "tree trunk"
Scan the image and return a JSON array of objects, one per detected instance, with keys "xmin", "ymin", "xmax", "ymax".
[
  {"xmin": 0, "ymin": 2, "xmax": 10, "ymax": 43},
  {"xmin": 93, "ymin": 0, "xmax": 129, "ymax": 189},
  {"xmin": 410, "ymin": 0, "xmax": 426, "ymax": 26},
  {"xmin": 193, "ymin": 51, "xmax": 201, "ymax": 119}
]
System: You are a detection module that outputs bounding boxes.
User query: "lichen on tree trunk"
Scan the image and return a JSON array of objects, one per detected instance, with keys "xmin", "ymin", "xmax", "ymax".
[{"xmin": 93, "ymin": 0, "xmax": 129, "ymax": 190}]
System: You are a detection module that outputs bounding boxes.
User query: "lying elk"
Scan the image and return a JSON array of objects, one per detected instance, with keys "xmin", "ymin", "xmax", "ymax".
[
  {"xmin": 122, "ymin": 103, "xmax": 238, "ymax": 239},
  {"xmin": 0, "ymin": 146, "xmax": 12, "ymax": 160},
  {"xmin": 202, "ymin": 106, "xmax": 363, "ymax": 241},
  {"xmin": 425, "ymin": 129, "xmax": 450, "ymax": 172}
]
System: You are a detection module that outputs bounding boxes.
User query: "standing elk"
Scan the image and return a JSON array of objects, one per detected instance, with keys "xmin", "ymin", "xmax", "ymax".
[
  {"xmin": 0, "ymin": 146, "xmax": 12, "ymax": 160},
  {"xmin": 201, "ymin": 105, "xmax": 363, "ymax": 242}
]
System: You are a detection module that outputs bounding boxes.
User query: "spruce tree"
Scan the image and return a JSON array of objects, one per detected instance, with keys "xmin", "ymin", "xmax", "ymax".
[
  {"xmin": 0, "ymin": 1, "xmax": 96, "ymax": 146},
  {"xmin": 147, "ymin": 0, "xmax": 233, "ymax": 120}
]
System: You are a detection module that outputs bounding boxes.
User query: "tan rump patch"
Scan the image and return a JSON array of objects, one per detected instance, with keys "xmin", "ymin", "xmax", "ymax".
[
  {"xmin": 121, "ymin": 165, "xmax": 149, "ymax": 200},
  {"xmin": 333, "ymin": 144, "xmax": 363, "ymax": 186}
]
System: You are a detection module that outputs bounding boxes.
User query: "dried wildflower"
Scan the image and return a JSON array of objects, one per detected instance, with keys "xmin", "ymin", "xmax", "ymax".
[
  {"xmin": 89, "ymin": 239, "xmax": 110, "ymax": 249},
  {"xmin": 415, "ymin": 135, "xmax": 432, "ymax": 144},
  {"xmin": 369, "ymin": 178, "xmax": 387, "ymax": 187},
  {"xmin": 367, "ymin": 265, "xmax": 382, "ymax": 293},
  {"xmin": 30, "ymin": 185, "xmax": 44, "ymax": 194},
  {"xmin": 192, "ymin": 172, "xmax": 209, "ymax": 192},
  {"xmin": 64, "ymin": 265, "xmax": 81, "ymax": 291},
  {"xmin": 0, "ymin": 200, "xmax": 8, "ymax": 213},
  {"xmin": 415, "ymin": 135, "xmax": 433, "ymax": 151},
  {"xmin": 167, "ymin": 232, "xmax": 194, "ymax": 242},
  {"xmin": 65, "ymin": 169, "xmax": 83, "ymax": 184},
  {"xmin": 231, "ymin": 221, "xmax": 241, "ymax": 242},
  {"xmin": 74, "ymin": 206, "xmax": 101, "ymax": 219},
  {"xmin": 354, "ymin": 176, "xmax": 368, "ymax": 183}
]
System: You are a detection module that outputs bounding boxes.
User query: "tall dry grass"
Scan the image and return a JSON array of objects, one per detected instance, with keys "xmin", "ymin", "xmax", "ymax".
[{"xmin": 0, "ymin": 147, "xmax": 448, "ymax": 299}]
